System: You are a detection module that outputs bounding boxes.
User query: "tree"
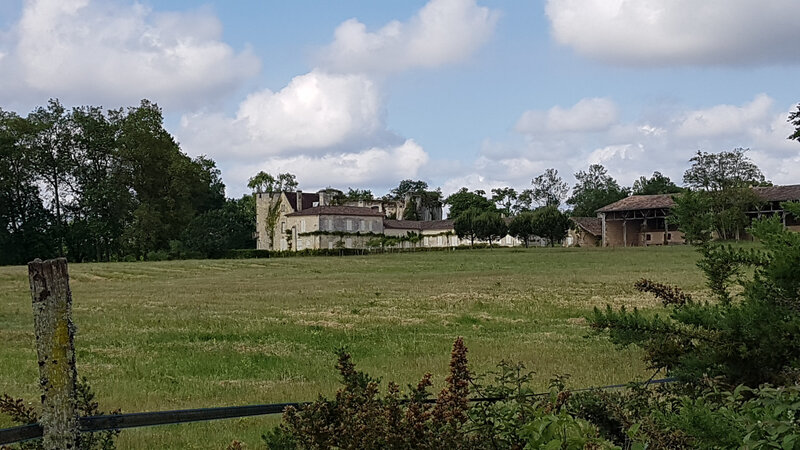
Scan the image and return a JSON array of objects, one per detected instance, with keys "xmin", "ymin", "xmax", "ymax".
[
  {"xmin": 591, "ymin": 207, "xmax": 800, "ymax": 387},
  {"xmin": 491, "ymin": 187, "xmax": 517, "ymax": 217},
  {"xmin": 445, "ymin": 188, "xmax": 495, "ymax": 219},
  {"xmin": 682, "ymin": 149, "xmax": 766, "ymax": 240},
  {"xmin": 343, "ymin": 188, "xmax": 374, "ymax": 202},
  {"xmin": 182, "ymin": 197, "xmax": 255, "ymax": 258},
  {"xmin": 531, "ymin": 169, "xmax": 569, "ymax": 207},
  {"xmin": 631, "ymin": 171, "xmax": 682, "ymax": 195},
  {"xmin": 474, "ymin": 211, "xmax": 507, "ymax": 247},
  {"xmin": 668, "ymin": 190, "xmax": 713, "ymax": 245},
  {"xmin": 453, "ymin": 207, "xmax": 482, "ymax": 247},
  {"xmin": 788, "ymin": 103, "xmax": 800, "ymax": 142},
  {"xmin": 508, "ymin": 212, "xmax": 536, "ymax": 247},
  {"xmin": 247, "ymin": 171, "xmax": 298, "ymax": 194},
  {"xmin": 515, "ymin": 189, "xmax": 534, "ymax": 213},
  {"xmin": 531, "ymin": 206, "xmax": 571, "ymax": 247},
  {"xmin": 683, "ymin": 149, "xmax": 766, "ymax": 192},
  {"xmin": 390, "ymin": 179, "xmax": 428, "ymax": 200},
  {"xmin": 567, "ymin": 164, "xmax": 629, "ymax": 217}
]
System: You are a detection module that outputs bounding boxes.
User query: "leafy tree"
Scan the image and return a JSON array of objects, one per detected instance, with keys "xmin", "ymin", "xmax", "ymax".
[
  {"xmin": 531, "ymin": 168, "xmax": 569, "ymax": 207},
  {"xmin": 490, "ymin": 187, "xmax": 517, "ymax": 217},
  {"xmin": 343, "ymin": 188, "xmax": 374, "ymax": 202},
  {"xmin": 668, "ymin": 190, "xmax": 713, "ymax": 244},
  {"xmin": 631, "ymin": 171, "xmax": 682, "ymax": 195},
  {"xmin": 682, "ymin": 149, "xmax": 766, "ymax": 240},
  {"xmin": 247, "ymin": 171, "xmax": 298, "ymax": 194},
  {"xmin": 531, "ymin": 206, "xmax": 571, "ymax": 247},
  {"xmin": 567, "ymin": 164, "xmax": 629, "ymax": 217},
  {"xmin": 389, "ymin": 179, "xmax": 428, "ymax": 200},
  {"xmin": 788, "ymin": 103, "xmax": 800, "ymax": 142},
  {"xmin": 683, "ymin": 149, "xmax": 766, "ymax": 192},
  {"xmin": 474, "ymin": 211, "xmax": 507, "ymax": 247},
  {"xmin": 515, "ymin": 189, "xmax": 534, "ymax": 213},
  {"xmin": 453, "ymin": 207, "xmax": 482, "ymax": 247},
  {"xmin": 445, "ymin": 188, "xmax": 495, "ymax": 219},
  {"xmin": 182, "ymin": 197, "xmax": 255, "ymax": 258},
  {"xmin": 508, "ymin": 211, "xmax": 536, "ymax": 247}
]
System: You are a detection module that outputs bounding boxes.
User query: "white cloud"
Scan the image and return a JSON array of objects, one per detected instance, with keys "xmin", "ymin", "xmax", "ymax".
[
  {"xmin": 448, "ymin": 95, "xmax": 800, "ymax": 196},
  {"xmin": 546, "ymin": 0, "xmax": 800, "ymax": 65},
  {"xmin": 0, "ymin": 0, "xmax": 259, "ymax": 108},
  {"xmin": 179, "ymin": 70, "xmax": 393, "ymax": 161},
  {"xmin": 515, "ymin": 98, "xmax": 619, "ymax": 134},
  {"xmin": 221, "ymin": 140, "xmax": 429, "ymax": 196},
  {"xmin": 675, "ymin": 94, "xmax": 773, "ymax": 138},
  {"xmin": 318, "ymin": 0, "xmax": 499, "ymax": 74}
]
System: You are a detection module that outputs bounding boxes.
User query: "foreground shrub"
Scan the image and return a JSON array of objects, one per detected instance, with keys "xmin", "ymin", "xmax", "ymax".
[
  {"xmin": 0, "ymin": 377, "xmax": 119, "ymax": 450},
  {"xmin": 590, "ymin": 208, "xmax": 800, "ymax": 387}
]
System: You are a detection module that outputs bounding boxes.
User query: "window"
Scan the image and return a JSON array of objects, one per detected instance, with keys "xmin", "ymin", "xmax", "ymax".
[
  {"xmin": 280, "ymin": 222, "xmax": 285, "ymax": 232},
  {"xmin": 646, "ymin": 234, "xmax": 652, "ymax": 241},
  {"xmin": 667, "ymin": 233, "xmax": 672, "ymax": 240},
  {"xmin": 326, "ymin": 218, "xmax": 333, "ymax": 230},
  {"xmin": 300, "ymin": 220, "xmax": 306, "ymax": 233},
  {"xmin": 346, "ymin": 219, "xmax": 353, "ymax": 231},
  {"xmin": 369, "ymin": 221, "xmax": 373, "ymax": 232},
  {"xmin": 360, "ymin": 220, "xmax": 365, "ymax": 231}
]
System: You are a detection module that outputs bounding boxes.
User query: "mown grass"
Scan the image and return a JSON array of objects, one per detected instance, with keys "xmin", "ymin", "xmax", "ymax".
[{"xmin": 0, "ymin": 246, "xmax": 707, "ymax": 449}]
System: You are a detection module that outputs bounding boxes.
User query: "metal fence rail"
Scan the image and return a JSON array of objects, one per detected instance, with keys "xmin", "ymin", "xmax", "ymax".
[{"xmin": 0, "ymin": 377, "xmax": 675, "ymax": 445}]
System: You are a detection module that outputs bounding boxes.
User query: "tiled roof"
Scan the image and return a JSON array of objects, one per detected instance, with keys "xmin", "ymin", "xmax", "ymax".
[
  {"xmin": 384, "ymin": 219, "xmax": 454, "ymax": 231},
  {"xmin": 753, "ymin": 184, "xmax": 800, "ymax": 202},
  {"xmin": 596, "ymin": 194, "xmax": 676, "ymax": 213},
  {"xmin": 286, "ymin": 206, "xmax": 384, "ymax": 217},
  {"xmin": 284, "ymin": 192, "xmax": 321, "ymax": 211},
  {"xmin": 570, "ymin": 217, "xmax": 602, "ymax": 236}
]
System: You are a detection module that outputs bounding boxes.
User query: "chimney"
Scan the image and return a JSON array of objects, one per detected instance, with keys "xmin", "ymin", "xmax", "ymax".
[
  {"xmin": 319, "ymin": 191, "xmax": 326, "ymax": 206},
  {"xmin": 296, "ymin": 190, "xmax": 303, "ymax": 212}
]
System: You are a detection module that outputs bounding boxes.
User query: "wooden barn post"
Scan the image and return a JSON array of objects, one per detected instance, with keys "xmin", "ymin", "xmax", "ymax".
[{"xmin": 28, "ymin": 258, "xmax": 80, "ymax": 449}]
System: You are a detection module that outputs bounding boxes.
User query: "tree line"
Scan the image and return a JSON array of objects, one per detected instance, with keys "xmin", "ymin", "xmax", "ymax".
[{"xmin": 0, "ymin": 99, "xmax": 255, "ymax": 265}]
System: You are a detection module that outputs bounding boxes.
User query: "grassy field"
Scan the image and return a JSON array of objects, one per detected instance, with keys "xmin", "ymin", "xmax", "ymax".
[{"xmin": 0, "ymin": 246, "xmax": 708, "ymax": 449}]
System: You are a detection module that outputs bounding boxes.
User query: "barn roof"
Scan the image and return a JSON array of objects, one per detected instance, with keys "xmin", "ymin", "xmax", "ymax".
[
  {"xmin": 753, "ymin": 184, "xmax": 800, "ymax": 202},
  {"xmin": 571, "ymin": 217, "xmax": 602, "ymax": 236},
  {"xmin": 596, "ymin": 194, "xmax": 676, "ymax": 213}
]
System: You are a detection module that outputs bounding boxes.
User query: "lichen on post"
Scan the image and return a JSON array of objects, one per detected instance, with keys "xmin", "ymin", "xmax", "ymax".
[{"xmin": 28, "ymin": 257, "xmax": 79, "ymax": 449}]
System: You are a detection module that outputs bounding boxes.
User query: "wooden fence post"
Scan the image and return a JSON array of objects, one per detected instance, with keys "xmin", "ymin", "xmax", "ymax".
[{"xmin": 28, "ymin": 258, "xmax": 80, "ymax": 449}]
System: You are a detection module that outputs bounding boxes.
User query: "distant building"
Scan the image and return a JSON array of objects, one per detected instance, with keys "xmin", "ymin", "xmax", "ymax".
[
  {"xmin": 594, "ymin": 184, "xmax": 800, "ymax": 247},
  {"xmin": 565, "ymin": 217, "xmax": 601, "ymax": 247}
]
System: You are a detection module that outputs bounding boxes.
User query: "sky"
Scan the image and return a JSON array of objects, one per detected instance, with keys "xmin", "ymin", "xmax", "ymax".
[{"xmin": 1, "ymin": 0, "xmax": 799, "ymax": 198}]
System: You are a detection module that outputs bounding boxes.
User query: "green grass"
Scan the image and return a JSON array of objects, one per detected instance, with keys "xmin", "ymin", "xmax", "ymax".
[{"xmin": 0, "ymin": 246, "xmax": 708, "ymax": 449}]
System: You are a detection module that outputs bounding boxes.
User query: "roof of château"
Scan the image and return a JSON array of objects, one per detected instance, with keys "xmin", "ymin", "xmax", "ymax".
[
  {"xmin": 286, "ymin": 206, "xmax": 384, "ymax": 217},
  {"xmin": 383, "ymin": 219, "xmax": 455, "ymax": 231},
  {"xmin": 570, "ymin": 217, "xmax": 602, "ymax": 236}
]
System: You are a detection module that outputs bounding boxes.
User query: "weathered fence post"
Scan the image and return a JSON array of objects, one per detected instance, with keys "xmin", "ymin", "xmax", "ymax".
[{"xmin": 28, "ymin": 258, "xmax": 80, "ymax": 449}]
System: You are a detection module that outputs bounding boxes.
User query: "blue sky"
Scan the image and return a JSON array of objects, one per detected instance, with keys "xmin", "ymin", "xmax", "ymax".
[{"xmin": 1, "ymin": 0, "xmax": 798, "ymax": 198}]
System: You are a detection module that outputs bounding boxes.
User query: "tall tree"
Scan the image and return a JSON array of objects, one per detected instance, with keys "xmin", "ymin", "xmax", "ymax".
[
  {"xmin": 445, "ymin": 188, "xmax": 495, "ymax": 219},
  {"xmin": 632, "ymin": 171, "xmax": 682, "ymax": 195},
  {"xmin": 27, "ymin": 99, "xmax": 76, "ymax": 256},
  {"xmin": 474, "ymin": 210, "xmax": 507, "ymax": 247},
  {"xmin": 531, "ymin": 206, "xmax": 571, "ymax": 247},
  {"xmin": 788, "ymin": 103, "xmax": 800, "ymax": 142},
  {"xmin": 567, "ymin": 164, "xmax": 630, "ymax": 217},
  {"xmin": 508, "ymin": 211, "xmax": 536, "ymax": 247},
  {"xmin": 389, "ymin": 179, "xmax": 428, "ymax": 200},
  {"xmin": 531, "ymin": 168, "xmax": 569, "ymax": 207},
  {"xmin": 247, "ymin": 171, "xmax": 298, "ymax": 194},
  {"xmin": 491, "ymin": 187, "xmax": 517, "ymax": 217},
  {"xmin": 683, "ymin": 149, "xmax": 766, "ymax": 240},
  {"xmin": 683, "ymin": 149, "xmax": 766, "ymax": 192},
  {"xmin": 453, "ymin": 207, "xmax": 482, "ymax": 247}
]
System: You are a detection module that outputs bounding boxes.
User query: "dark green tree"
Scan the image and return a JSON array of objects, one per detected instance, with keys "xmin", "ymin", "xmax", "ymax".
[
  {"xmin": 490, "ymin": 187, "xmax": 517, "ymax": 217},
  {"xmin": 445, "ymin": 188, "xmax": 495, "ymax": 219},
  {"xmin": 474, "ymin": 210, "xmax": 507, "ymax": 247},
  {"xmin": 631, "ymin": 171, "xmax": 682, "ymax": 195},
  {"xmin": 453, "ymin": 207, "xmax": 482, "ymax": 247},
  {"xmin": 531, "ymin": 206, "xmax": 571, "ymax": 247},
  {"xmin": 390, "ymin": 179, "xmax": 428, "ymax": 200},
  {"xmin": 531, "ymin": 168, "xmax": 569, "ymax": 207},
  {"xmin": 247, "ymin": 171, "xmax": 298, "ymax": 194},
  {"xmin": 508, "ymin": 211, "xmax": 536, "ymax": 247},
  {"xmin": 789, "ymin": 103, "xmax": 800, "ymax": 142},
  {"xmin": 567, "ymin": 164, "xmax": 629, "ymax": 217}
]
